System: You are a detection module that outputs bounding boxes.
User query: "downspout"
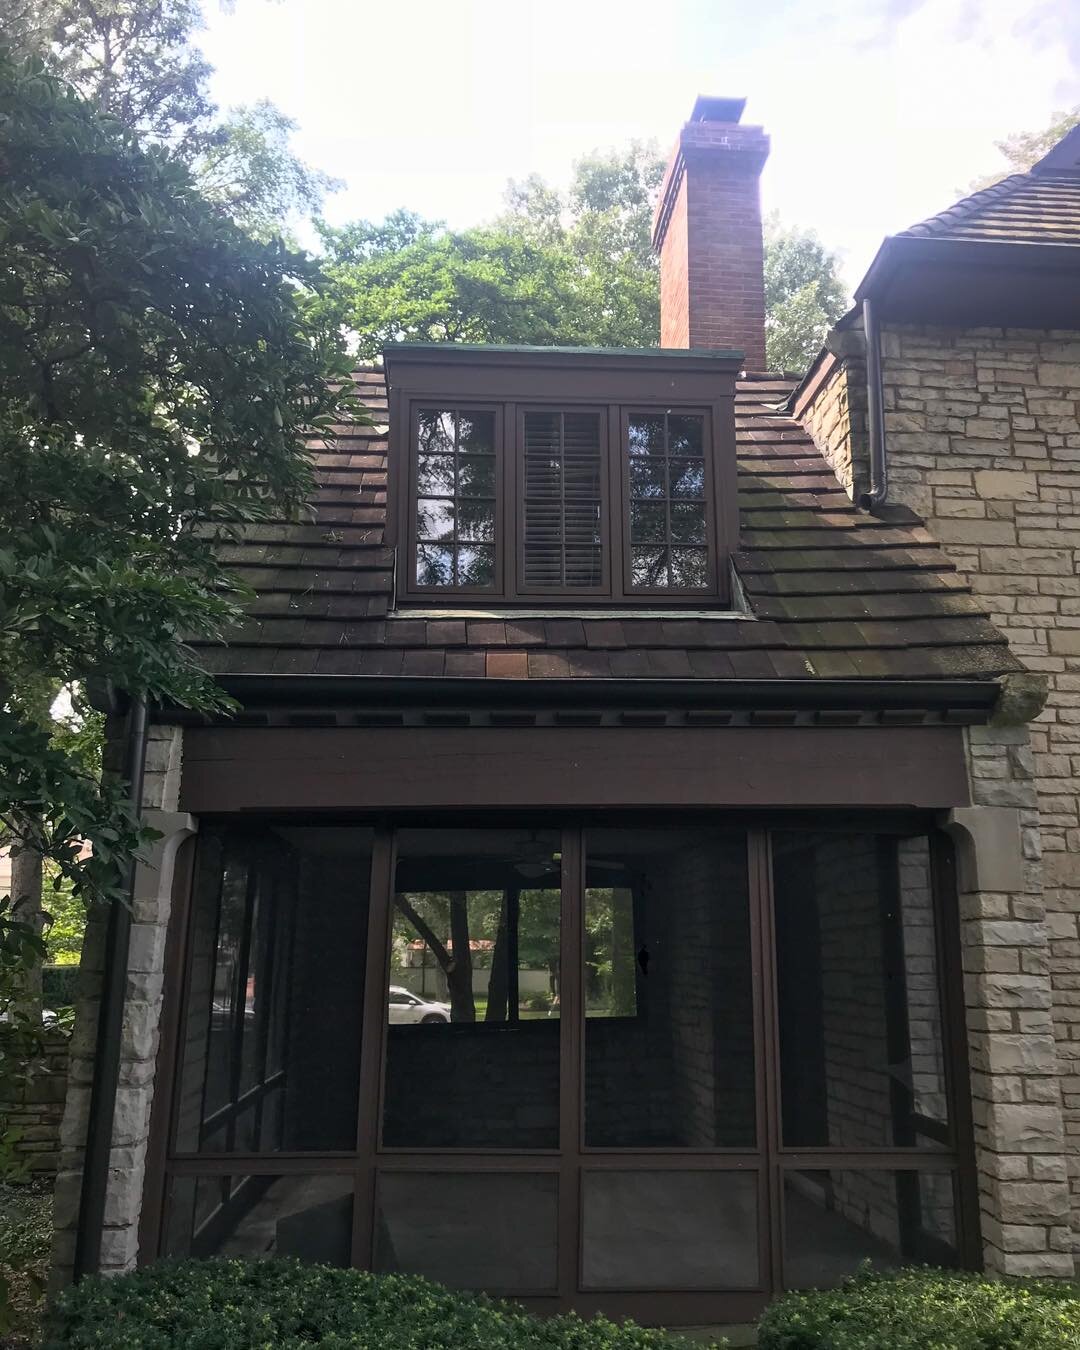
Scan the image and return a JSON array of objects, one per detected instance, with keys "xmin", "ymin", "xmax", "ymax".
[
  {"xmin": 858, "ymin": 295, "xmax": 888, "ymax": 509},
  {"xmin": 73, "ymin": 693, "xmax": 149, "ymax": 1281}
]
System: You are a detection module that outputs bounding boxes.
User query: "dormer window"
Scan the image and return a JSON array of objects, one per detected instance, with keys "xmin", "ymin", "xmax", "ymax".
[{"xmin": 384, "ymin": 344, "xmax": 741, "ymax": 607}]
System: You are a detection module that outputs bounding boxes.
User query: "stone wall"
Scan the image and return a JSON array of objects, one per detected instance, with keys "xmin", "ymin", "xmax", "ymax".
[
  {"xmin": 52, "ymin": 723, "xmax": 192, "ymax": 1284},
  {"xmin": 797, "ymin": 341, "xmax": 869, "ymax": 500},
  {"xmin": 0, "ymin": 1030, "xmax": 69, "ymax": 1177},
  {"xmin": 957, "ymin": 723, "xmax": 1074, "ymax": 1275},
  {"xmin": 876, "ymin": 325, "xmax": 1080, "ymax": 1242}
]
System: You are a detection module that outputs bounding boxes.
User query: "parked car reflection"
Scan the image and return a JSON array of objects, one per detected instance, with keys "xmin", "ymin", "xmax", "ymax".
[{"xmin": 387, "ymin": 986, "xmax": 451, "ymax": 1024}]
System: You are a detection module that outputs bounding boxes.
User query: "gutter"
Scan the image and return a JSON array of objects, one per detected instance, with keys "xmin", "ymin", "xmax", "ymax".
[
  {"xmin": 858, "ymin": 296, "xmax": 888, "ymax": 510},
  {"xmin": 160, "ymin": 674, "xmax": 1003, "ymax": 717},
  {"xmin": 73, "ymin": 693, "xmax": 149, "ymax": 1281}
]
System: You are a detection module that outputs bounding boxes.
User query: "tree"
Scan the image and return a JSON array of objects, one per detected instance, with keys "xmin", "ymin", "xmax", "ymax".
[
  {"xmin": 763, "ymin": 214, "xmax": 848, "ymax": 374},
  {"xmin": 3, "ymin": 0, "xmax": 336, "ymax": 233},
  {"xmin": 319, "ymin": 144, "xmax": 665, "ymax": 358},
  {"xmin": 322, "ymin": 143, "xmax": 844, "ymax": 373},
  {"xmin": 196, "ymin": 100, "xmax": 339, "ymax": 241},
  {"xmin": 972, "ymin": 106, "xmax": 1080, "ymax": 190},
  {"xmin": 0, "ymin": 52, "xmax": 355, "ymax": 1112},
  {"xmin": 4, "ymin": 0, "xmax": 213, "ymax": 145}
]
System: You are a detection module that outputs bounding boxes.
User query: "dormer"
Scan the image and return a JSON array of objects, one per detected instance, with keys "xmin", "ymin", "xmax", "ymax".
[{"xmin": 384, "ymin": 343, "xmax": 742, "ymax": 608}]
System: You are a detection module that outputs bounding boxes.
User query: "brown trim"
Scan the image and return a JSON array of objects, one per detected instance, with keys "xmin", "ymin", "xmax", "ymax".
[
  {"xmin": 352, "ymin": 826, "xmax": 395, "ymax": 1268},
  {"xmin": 561, "ymin": 826, "xmax": 584, "ymax": 1304},
  {"xmin": 931, "ymin": 832, "xmax": 982, "ymax": 1267},
  {"xmin": 140, "ymin": 834, "xmax": 197, "ymax": 1260},
  {"xmin": 148, "ymin": 815, "xmax": 978, "ymax": 1319},
  {"xmin": 387, "ymin": 349, "xmax": 739, "ymax": 609},
  {"xmin": 180, "ymin": 726, "xmax": 973, "ymax": 814}
]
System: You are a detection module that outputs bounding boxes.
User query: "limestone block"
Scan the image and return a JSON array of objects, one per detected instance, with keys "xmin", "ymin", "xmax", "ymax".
[
  {"xmin": 1050, "ymin": 630, "xmax": 1080, "ymax": 656},
  {"xmin": 986, "ymin": 1103, "xmax": 1066, "ymax": 1152},
  {"xmin": 975, "ymin": 471, "xmax": 1040, "ymax": 501}
]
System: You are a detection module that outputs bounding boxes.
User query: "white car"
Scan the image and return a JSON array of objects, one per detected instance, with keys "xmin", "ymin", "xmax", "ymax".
[{"xmin": 388, "ymin": 985, "xmax": 451, "ymax": 1024}]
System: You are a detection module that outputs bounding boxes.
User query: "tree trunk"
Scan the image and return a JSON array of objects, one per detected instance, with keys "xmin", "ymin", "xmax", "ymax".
[
  {"xmin": 10, "ymin": 833, "xmax": 45, "ymax": 1018},
  {"xmin": 447, "ymin": 892, "xmax": 475, "ymax": 1023},
  {"xmin": 486, "ymin": 891, "xmax": 510, "ymax": 1023}
]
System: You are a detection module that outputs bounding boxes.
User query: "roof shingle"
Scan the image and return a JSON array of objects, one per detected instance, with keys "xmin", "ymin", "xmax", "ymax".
[{"xmin": 189, "ymin": 369, "xmax": 1020, "ymax": 685}]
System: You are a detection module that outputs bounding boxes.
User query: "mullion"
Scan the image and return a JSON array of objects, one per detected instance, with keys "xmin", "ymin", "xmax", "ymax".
[
  {"xmin": 663, "ymin": 414, "xmax": 673, "ymax": 587},
  {"xmin": 452, "ymin": 413, "xmax": 462, "ymax": 585}
]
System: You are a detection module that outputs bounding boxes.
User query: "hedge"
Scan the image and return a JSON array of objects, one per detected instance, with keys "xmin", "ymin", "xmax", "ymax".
[
  {"xmin": 757, "ymin": 1267, "xmax": 1080, "ymax": 1349},
  {"xmin": 41, "ymin": 964, "xmax": 79, "ymax": 1010},
  {"xmin": 46, "ymin": 1258, "xmax": 723, "ymax": 1349}
]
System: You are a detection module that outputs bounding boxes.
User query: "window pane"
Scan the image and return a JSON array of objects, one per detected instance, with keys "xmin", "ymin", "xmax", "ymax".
[
  {"xmin": 582, "ymin": 1172, "xmax": 758, "ymax": 1290},
  {"xmin": 176, "ymin": 826, "xmax": 373, "ymax": 1154},
  {"xmin": 416, "ymin": 544, "xmax": 453, "ymax": 586},
  {"xmin": 784, "ymin": 1169, "xmax": 958, "ymax": 1289},
  {"xmin": 625, "ymin": 415, "xmax": 709, "ymax": 591},
  {"xmin": 455, "ymin": 498, "xmax": 496, "ymax": 543},
  {"xmin": 772, "ymin": 832, "xmax": 950, "ymax": 1149},
  {"xmin": 417, "ymin": 453, "xmax": 455, "ymax": 495},
  {"xmin": 670, "ymin": 548, "xmax": 709, "ymax": 588},
  {"xmin": 669, "ymin": 459, "xmax": 706, "ymax": 498},
  {"xmin": 384, "ymin": 828, "xmax": 561, "ymax": 1149},
  {"xmin": 629, "ymin": 501, "xmax": 667, "ymax": 543},
  {"xmin": 456, "ymin": 545, "xmax": 495, "ymax": 587},
  {"xmin": 584, "ymin": 828, "xmax": 755, "ymax": 1148},
  {"xmin": 418, "ymin": 410, "xmax": 454, "ymax": 454},
  {"xmin": 629, "ymin": 458, "xmax": 666, "ymax": 498},
  {"xmin": 456, "ymin": 456, "xmax": 496, "ymax": 497},
  {"xmin": 413, "ymin": 410, "xmax": 499, "ymax": 592},
  {"xmin": 670, "ymin": 501, "xmax": 706, "ymax": 543},
  {"xmin": 165, "ymin": 1174, "xmax": 353, "ymax": 1264},
  {"xmin": 417, "ymin": 498, "xmax": 454, "ymax": 542},
  {"xmin": 457, "ymin": 410, "xmax": 495, "ymax": 454},
  {"xmin": 668, "ymin": 415, "xmax": 704, "ymax": 456},
  {"xmin": 627, "ymin": 414, "xmax": 665, "ymax": 456},
  {"xmin": 374, "ymin": 1173, "xmax": 557, "ymax": 1293},
  {"xmin": 631, "ymin": 546, "xmax": 667, "ymax": 588}
]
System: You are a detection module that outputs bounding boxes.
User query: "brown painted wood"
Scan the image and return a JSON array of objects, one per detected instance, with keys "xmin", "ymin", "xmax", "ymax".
[
  {"xmin": 387, "ymin": 346, "xmax": 739, "ymax": 607},
  {"xmin": 180, "ymin": 725, "xmax": 971, "ymax": 813}
]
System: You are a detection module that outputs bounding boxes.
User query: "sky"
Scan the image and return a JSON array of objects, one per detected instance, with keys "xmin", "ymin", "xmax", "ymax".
[{"xmin": 197, "ymin": 0, "xmax": 1080, "ymax": 291}]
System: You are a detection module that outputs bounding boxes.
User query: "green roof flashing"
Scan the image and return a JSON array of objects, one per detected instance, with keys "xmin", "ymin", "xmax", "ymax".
[{"xmin": 382, "ymin": 341, "xmax": 745, "ymax": 362}]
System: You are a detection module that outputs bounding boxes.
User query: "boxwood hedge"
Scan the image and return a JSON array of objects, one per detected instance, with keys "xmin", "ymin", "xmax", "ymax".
[
  {"xmin": 757, "ymin": 1267, "xmax": 1080, "ymax": 1349},
  {"xmin": 46, "ymin": 1258, "xmax": 722, "ymax": 1350}
]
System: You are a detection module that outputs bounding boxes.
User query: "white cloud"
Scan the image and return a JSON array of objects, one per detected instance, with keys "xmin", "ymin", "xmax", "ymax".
[{"xmin": 198, "ymin": 0, "xmax": 1080, "ymax": 289}]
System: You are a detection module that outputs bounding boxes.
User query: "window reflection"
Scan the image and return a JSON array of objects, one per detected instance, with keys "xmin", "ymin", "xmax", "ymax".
[
  {"xmin": 166, "ymin": 1173, "xmax": 353, "ymax": 1264},
  {"xmin": 626, "ymin": 412, "xmax": 709, "ymax": 590},
  {"xmin": 783, "ymin": 1169, "xmax": 958, "ymax": 1289},
  {"xmin": 383, "ymin": 829, "xmax": 561, "ymax": 1148},
  {"xmin": 584, "ymin": 828, "xmax": 755, "ymax": 1149},
  {"xmin": 176, "ymin": 826, "xmax": 373, "ymax": 1155},
  {"xmin": 414, "ymin": 408, "xmax": 496, "ymax": 589},
  {"xmin": 772, "ymin": 832, "xmax": 950, "ymax": 1149}
]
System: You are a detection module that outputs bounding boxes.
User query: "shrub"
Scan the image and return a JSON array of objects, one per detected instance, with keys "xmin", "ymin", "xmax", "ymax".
[
  {"xmin": 41, "ymin": 964, "xmax": 80, "ymax": 1010},
  {"xmin": 47, "ymin": 1258, "xmax": 723, "ymax": 1349},
  {"xmin": 1, "ymin": 1181, "xmax": 53, "ymax": 1346},
  {"xmin": 757, "ymin": 1267, "xmax": 1080, "ymax": 1349}
]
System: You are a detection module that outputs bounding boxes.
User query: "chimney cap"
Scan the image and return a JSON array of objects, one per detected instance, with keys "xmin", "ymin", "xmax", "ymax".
[{"xmin": 690, "ymin": 95, "xmax": 747, "ymax": 125}]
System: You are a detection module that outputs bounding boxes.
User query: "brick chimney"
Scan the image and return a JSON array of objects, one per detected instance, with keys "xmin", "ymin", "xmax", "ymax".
[{"xmin": 653, "ymin": 96, "xmax": 770, "ymax": 370}]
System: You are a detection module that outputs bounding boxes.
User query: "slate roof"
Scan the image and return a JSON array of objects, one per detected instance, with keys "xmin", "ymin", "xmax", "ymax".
[
  {"xmin": 190, "ymin": 365, "xmax": 1019, "ymax": 685},
  {"xmin": 900, "ymin": 171, "xmax": 1080, "ymax": 247}
]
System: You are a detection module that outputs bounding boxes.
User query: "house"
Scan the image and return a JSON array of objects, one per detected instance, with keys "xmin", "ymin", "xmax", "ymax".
[{"xmin": 51, "ymin": 98, "xmax": 1080, "ymax": 1326}]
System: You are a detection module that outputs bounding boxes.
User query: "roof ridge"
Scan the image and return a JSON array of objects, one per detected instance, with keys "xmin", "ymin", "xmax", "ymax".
[{"xmin": 901, "ymin": 173, "xmax": 1029, "ymax": 238}]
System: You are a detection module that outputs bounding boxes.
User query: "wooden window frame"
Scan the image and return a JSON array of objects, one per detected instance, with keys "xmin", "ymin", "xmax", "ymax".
[
  {"xmin": 145, "ymin": 812, "xmax": 979, "ymax": 1326},
  {"xmin": 386, "ymin": 348, "xmax": 742, "ymax": 609}
]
